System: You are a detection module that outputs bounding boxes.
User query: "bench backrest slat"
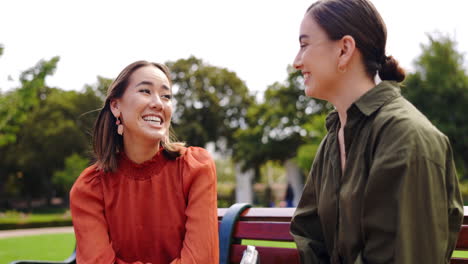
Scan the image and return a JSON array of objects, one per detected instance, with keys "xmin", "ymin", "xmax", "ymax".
[
  {"xmin": 232, "ymin": 221, "xmax": 294, "ymax": 241},
  {"xmin": 457, "ymin": 225, "xmax": 468, "ymax": 250},
  {"xmin": 452, "ymin": 258, "xmax": 468, "ymax": 264}
]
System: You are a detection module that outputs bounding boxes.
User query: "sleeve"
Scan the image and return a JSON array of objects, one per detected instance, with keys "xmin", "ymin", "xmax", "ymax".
[
  {"xmin": 444, "ymin": 141, "xmax": 464, "ymax": 261},
  {"xmin": 360, "ymin": 132, "xmax": 464, "ymax": 263},
  {"xmin": 290, "ymin": 140, "xmax": 330, "ymax": 264},
  {"xmin": 169, "ymin": 147, "xmax": 219, "ymax": 264},
  {"xmin": 70, "ymin": 166, "xmax": 149, "ymax": 264}
]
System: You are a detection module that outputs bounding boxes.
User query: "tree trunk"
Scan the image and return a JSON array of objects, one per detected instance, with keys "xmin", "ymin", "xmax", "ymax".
[
  {"xmin": 235, "ymin": 162, "xmax": 254, "ymax": 204},
  {"xmin": 284, "ymin": 159, "xmax": 304, "ymax": 207}
]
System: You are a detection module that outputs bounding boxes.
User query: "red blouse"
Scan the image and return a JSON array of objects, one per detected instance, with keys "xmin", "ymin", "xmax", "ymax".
[{"xmin": 70, "ymin": 147, "xmax": 219, "ymax": 264}]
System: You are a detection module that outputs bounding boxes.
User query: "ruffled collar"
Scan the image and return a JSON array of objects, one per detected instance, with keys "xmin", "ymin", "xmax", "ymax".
[{"xmin": 117, "ymin": 148, "xmax": 168, "ymax": 180}]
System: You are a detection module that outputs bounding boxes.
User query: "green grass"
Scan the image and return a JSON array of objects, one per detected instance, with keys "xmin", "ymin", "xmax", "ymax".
[
  {"xmin": 1, "ymin": 234, "xmax": 467, "ymax": 263},
  {"xmin": 0, "ymin": 233, "xmax": 75, "ymax": 264},
  {"xmin": 0, "ymin": 209, "xmax": 71, "ymax": 224},
  {"xmin": 0, "ymin": 209, "xmax": 72, "ymax": 230},
  {"xmin": 242, "ymin": 239, "xmax": 468, "ymax": 259},
  {"xmin": 242, "ymin": 239, "xmax": 297, "ymax": 248},
  {"xmin": 453, "ymin": 250, "xmax": 468, "ymax": 258}
]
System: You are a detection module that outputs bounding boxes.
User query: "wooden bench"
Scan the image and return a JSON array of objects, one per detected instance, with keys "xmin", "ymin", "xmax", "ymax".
[
  {"xmin": 9, "ymin": 204, "xmax": 468, "ymax": 264},
  {"xmin": 218, "ymin": 203, "xmax": 468, "ymax": 264}
]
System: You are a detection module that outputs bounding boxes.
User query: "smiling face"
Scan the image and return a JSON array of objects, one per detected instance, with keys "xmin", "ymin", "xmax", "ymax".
[
  {"xmin": 293, "ymin": 14, "xmax": 341, "ymax": 100},
  {"xmin": 110, "ymin": 65, "xmax": 173, "ymax": 149}
]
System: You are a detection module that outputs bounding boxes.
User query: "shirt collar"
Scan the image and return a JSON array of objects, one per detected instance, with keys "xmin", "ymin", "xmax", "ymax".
[
  {"xmin": 353, "ymin": 81, "xmax": 401, "ymax": 116},
  {"xmin": 325, "ymin": 81, "xmax": 401, "ymax": 131}
]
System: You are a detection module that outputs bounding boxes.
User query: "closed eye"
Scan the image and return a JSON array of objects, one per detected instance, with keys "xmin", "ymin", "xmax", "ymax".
[{"xmin": 162, "ymin": 94, "xmax": 172, "ymax": 100}]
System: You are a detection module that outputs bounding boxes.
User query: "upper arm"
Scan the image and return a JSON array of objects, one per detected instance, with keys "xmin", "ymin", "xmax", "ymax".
[
  {"xmin": 172, "ymin": 147, "xmax": 218, "ymax": 263},
  {"xmin": 290, "ymin": 139, "xmax": 329, "ymax": 263},
  {"xmin": 70, "ymin": 167, "xmax": 116, "ymax": 264},
  {"xmin": 362, "ymin": 120, "xmax": 462, "ymax": 263}
]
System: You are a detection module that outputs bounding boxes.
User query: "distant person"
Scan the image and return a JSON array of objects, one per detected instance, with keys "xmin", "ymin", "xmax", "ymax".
[
  {"xmin": 289, "ymin": 1, "xmax": 463, "ymax": 263},
  {"xmin": 284, "ymin": 183, "xmax": 294, "ymax": 208},
  {"xmin": 70, "ymin": 61, "xmax": 218, "ymax": 264}
]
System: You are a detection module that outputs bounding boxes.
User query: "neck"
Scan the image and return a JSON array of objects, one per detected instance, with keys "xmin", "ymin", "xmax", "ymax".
[
  {"xmin": 328, "ymin": 74, "xmax": 375, "ymax": 126},
  {"xmin": 123, "ymin": 136, "xmax": 161, "ymax": 164}
]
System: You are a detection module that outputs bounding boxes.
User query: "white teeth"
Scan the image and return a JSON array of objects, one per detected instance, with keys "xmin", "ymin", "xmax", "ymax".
[{"xmin": 143, "ymin": 116, "xmax": 162, "ymax": 123}]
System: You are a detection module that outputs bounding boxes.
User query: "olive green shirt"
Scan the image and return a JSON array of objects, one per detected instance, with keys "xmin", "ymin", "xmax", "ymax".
[{"xmin": 290, "ymin": 81, "xmax": 463, "ymax": 264}]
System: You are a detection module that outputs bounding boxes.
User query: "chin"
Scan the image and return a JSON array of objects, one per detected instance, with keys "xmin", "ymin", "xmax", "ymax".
[
  {"xmin": 142, "ymin": 130, "xmax": 166, "ymax": 143},
  {"xmin": 305, "ymin": 85, "xmax": 317, "ymax": 98},
  {"xmin": 305, "ymin": 85, "xmax": 327, "ymax": 101}
]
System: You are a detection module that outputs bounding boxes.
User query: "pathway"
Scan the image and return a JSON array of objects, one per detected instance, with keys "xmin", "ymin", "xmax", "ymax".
[{"xmin": 0, "ymin": 226, "xmax": 74, "ymax": 239}]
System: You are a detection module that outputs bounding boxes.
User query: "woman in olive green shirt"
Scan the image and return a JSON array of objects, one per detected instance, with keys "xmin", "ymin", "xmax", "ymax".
[{"xmin": 290, "ymin": 0, "xmax": 464, "ymax": 263}]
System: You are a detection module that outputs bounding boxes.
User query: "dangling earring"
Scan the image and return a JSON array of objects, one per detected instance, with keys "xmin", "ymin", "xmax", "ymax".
[{"xmin": 116, "ymin": 116, "xmax": 123, "ymax": 135}]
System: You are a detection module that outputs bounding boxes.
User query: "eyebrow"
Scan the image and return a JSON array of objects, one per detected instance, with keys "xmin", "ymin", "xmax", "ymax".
[
  {"xmin": 299, "ymin": 34, "xmax": 309, "ymax": 42},
  {"xmin": 135, "ymin": 81, "xmax": 171, "ymax": 91}
]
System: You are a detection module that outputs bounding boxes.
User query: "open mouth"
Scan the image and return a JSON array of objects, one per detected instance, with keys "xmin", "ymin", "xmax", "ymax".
[{"xmin": 142, "ymin": 115, "xmax": 163, "ymax": 126}]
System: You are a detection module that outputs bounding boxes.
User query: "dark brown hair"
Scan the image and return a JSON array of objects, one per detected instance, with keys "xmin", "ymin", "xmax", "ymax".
[
  {"xmin": 93, "ymin": 60, "xmax": 185, "ymax": 172},
  {"xmin": 307, "ymin": 0, "xmax": 405, "ymax": 82}
]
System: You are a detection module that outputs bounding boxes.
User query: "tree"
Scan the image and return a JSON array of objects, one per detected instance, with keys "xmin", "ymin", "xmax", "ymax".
[
  {"xmin": 0, "ymin": 87, "xmax": 101, "ymax": 203},
  {"xmin": 233, "ymin": 67, "xmax": 330, "ymax": 171},
  {"xmin": 0, "ymin": 57, "xmax": 60, "ymax": 146},
  {"xmin": 233, "ymin": 67, "xmax": 331, "ymax": 205},
  {"xmin": 295, "ymin": 113, "xmax": 328, "ymax": 173},
  {"xmin": 166, "ymin": 56, "xmax": 254, "ymax": 153},
  {"xmin": 403, "ymin": 34, "xmax": 468, "ymax": 179},
  {"xmin": 53, "ymin": 153, "xmax": 89, "ymax": 199},
  {"xmin": 83, "ymin": 75, "xmax": 113, "ymax": 101},
  {"xmin": 0, "ymin": 67, "xmax": 103, "ymax": 209}
]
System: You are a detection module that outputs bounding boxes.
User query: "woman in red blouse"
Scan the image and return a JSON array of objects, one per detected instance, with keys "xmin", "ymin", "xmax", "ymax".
[{"xmin": 70, "ymin": 61, "xmax": 219, "ymax": 264}]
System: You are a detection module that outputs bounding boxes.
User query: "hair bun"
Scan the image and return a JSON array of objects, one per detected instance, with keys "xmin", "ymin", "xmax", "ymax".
[{"xmin": 378, "ymin": 55, "xmax": 405, "ymax": 82}]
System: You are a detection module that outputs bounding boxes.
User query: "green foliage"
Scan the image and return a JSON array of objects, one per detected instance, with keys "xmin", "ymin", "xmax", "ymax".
[
  {"xmin": 295, "ymin": 113, "xmax": 328, "ymax": 174},
  {"xmin": 403, "ymin": 33, "xmax": 468, "ymax": 179},
  {"xmin": 0, "ymin": 57, "xmax": 59, "ymax": 146},
  {"xmin": 83, "ymin": 75, "xmax": 113, "ymax": 101},
  {"xmin": 0, "ymin": 209, "xmax": 72, "ymax": 230},
  {"xmin": 233, "ymin": 66, "xmax": 331, "ymax": 172},
  {"xmin": 166, "ymin": 56, "xmax": 254, "ymax": 152},
  {"xmin": 215, "ymin": 159, "xmax": 236, "ymax": 183},
  {"xmin": 0, "ymin": 62, "xmax": 103, "ymax": 203},
  {"xmin": 53, "ymin": 153, "xmax": 89, "ymax": 195}
]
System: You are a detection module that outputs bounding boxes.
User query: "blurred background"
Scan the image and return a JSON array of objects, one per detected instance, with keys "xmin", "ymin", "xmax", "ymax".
[{"xmin": 0, "ymin": 1, "xmax": 467, "ymax": 261}]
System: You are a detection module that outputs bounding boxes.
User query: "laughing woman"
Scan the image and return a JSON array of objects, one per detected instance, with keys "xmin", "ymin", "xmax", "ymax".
[
  {"xmin": 289, "ymin": 0, "xmax": 463, "ymax": 263},
  {"xmin": 70, "ymin": 61, "xmax": 218, "ymax": 264}
]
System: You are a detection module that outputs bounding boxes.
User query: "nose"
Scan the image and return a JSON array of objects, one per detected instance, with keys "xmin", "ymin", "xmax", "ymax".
[
  {"xmin": 293, "ymin": 51, "xmax": 303, "ymax": 70},
  {"xmin": 150, "ymin": 94, "xmax": 163, "ymax": 110}
]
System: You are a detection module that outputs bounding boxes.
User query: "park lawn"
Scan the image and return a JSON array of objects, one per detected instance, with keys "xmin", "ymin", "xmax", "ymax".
[
  {"xmin": 1, "ymin": 235, "xmax": 467, "ymax": 262},
  {"xmin": 0, "ymin": 209, "xmax": 72, "ymax": 230},
  {"xmin": 0, "ymin": 209, "xmax": 71, "ymax": 224},
  {"xmin": 0, "ymin": 233, "xmax": 75, "ymax": 264}
]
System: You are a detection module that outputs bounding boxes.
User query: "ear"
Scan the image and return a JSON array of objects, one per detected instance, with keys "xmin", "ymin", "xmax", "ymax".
[
  {"xmin": 110, "ymin": 99, "xmax": 121, "ymax": 118},
  {"xmin": 337, "ymin": 35, "xmax": 356, "ymax": 72}
]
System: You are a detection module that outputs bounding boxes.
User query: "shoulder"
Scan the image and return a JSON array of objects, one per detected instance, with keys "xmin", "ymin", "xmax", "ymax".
[
  {"xmin": 376, "ymin": 96, "xmax": 445, "ymax": 138},
  {"xmin": 180, "ymin": 146, "xmax": 215, "ymax": 166},
  {"xmin": 179, "ymin": 146, "xmax": 216, "ymax": 179},
  {"xmin": 70, "ymin": 164, "xmax": 105, "ymax": 202},
  {"xmin": 372, "ymin": 96, "xmax": 450, "ymax": 161}
]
